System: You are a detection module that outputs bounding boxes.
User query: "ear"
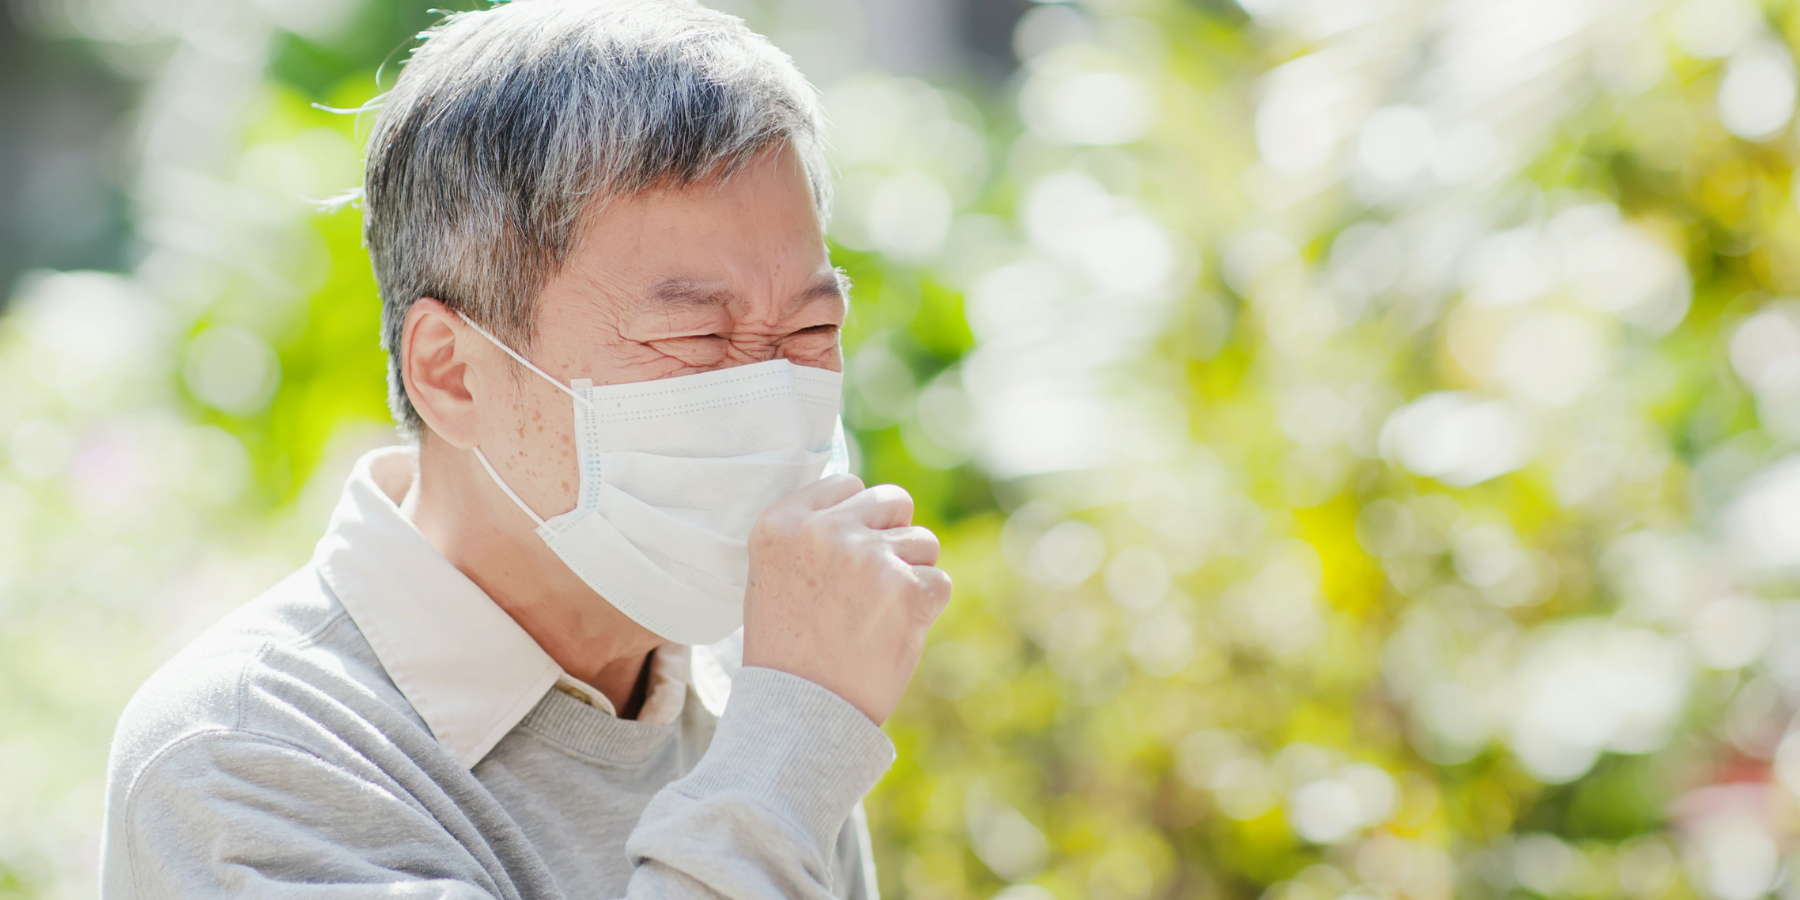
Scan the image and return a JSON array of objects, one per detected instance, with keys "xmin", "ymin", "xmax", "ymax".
[{"xmin": 401, "ymin": 297, "xmax": 484, "ymax": 450}]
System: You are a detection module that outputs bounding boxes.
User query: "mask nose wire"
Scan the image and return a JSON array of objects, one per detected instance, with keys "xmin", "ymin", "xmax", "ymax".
[{"xmin": 452, "ymin": 310, "xmax": 580, "ymax": 529}]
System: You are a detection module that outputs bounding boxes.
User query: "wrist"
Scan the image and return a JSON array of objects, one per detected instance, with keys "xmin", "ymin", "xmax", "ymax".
[
  {"xmin": 738, "ymin": 650, "xmax": 887, "ymax": 724},
  {"xmin": 677, "ymin": 666, "xmax": 895, "ymax": 850}
]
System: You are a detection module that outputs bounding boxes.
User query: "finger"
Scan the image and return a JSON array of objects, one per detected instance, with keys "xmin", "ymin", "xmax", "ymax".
[
  {"xmin": 911, "ymin": 565, "xmax": 953, "ymax": 621},
  {"xmin": 833, "ymin": 483, "xmax": 914, "ymax": 529},
  {"xmin": 791, "ymin": 473, "xmax": 865, "ymax": 511},
  {"xmin": 884, "ymin": 526, "xmax": 940, "ymax": 567}
]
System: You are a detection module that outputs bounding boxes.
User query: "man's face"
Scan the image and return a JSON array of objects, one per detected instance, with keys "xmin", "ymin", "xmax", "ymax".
[{"xmin": 472, "ymin": 144, "xmax": 846, "ymax": 516}]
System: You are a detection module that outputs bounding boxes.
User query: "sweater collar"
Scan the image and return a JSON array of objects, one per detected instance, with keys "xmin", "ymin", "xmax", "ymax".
[{"xmin": 311, "ymin": 446, "xmax": 689, "ymax": 768}]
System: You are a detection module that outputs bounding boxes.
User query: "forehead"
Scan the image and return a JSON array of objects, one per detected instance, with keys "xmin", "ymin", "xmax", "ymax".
[{"xmin": 571, "ymin": 146, "xmax": 830, "ymax": 286}]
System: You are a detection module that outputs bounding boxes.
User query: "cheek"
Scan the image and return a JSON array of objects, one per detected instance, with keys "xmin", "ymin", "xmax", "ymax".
[
  {"xmin": 813, "ymin": 345, "xmax": 844, "ymax": 372},
  {"xmin": 515, "ymin": 386, "xmax": 571, "ymax": 443},
  {"xmin": 604, "ymin": 342, "xmax": 720, "ymax": 384},
  {"xmin": 487, "ymin": 375, "xmax": 583, "ymax": 513},
  {"xmin": 779, "ymin": 334, "xmax": 843, "ymax": 370}
]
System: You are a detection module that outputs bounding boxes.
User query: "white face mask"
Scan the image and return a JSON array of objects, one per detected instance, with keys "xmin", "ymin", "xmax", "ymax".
[{"xmin": 456, "ymin": 312, "xmax": 849, "ymax": 645}]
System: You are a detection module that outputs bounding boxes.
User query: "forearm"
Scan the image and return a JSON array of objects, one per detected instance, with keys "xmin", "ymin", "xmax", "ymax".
[{"xmin": 624, "ymin": 667, "xmax": 895, "ymax": 899}]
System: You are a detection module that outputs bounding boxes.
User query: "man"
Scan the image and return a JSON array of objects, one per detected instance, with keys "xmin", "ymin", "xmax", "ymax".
[{"xmin": 99, "ymin": 2, "xmax": 952, "ymax": 898}]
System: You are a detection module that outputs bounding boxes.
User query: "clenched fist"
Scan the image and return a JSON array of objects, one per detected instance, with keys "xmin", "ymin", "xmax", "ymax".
[{"xmin": 741, "ymin": 474, "xmax": 952, "ymax": 724}]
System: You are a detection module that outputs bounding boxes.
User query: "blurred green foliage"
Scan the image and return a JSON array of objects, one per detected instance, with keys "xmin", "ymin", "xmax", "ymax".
[{"xmin": 11, "ymin": 1, "xmax": 1800, "ymax": 900}]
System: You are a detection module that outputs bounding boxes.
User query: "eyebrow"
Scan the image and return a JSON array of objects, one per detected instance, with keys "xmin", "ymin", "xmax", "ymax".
[{"xmin": 646, "ymin": 268, "xmax": 850, "ymax": 315}]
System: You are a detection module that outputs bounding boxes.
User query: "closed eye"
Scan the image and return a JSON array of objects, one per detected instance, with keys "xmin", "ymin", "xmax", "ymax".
[{"xmin": 787, "ymin": 325, "xmax": 840, "ymax": 344}]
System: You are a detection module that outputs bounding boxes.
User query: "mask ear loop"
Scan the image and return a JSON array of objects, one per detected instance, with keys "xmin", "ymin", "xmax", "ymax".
[
  {"xmin": 472, "ymin": 448, "xmax": 546, "ymax": 528},
  {"xmin": 453, "ymin": 310, "xmax": 594, "ymax": 409},
  {"xmin": 453, "ymin": 309, "xmax": 589, "ymax": 528}
]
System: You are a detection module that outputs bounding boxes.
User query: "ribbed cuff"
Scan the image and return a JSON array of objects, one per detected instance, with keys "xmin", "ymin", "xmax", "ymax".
[{"xmin": 676, "ymin": 666, "xmax": 895, "ymax": 852}]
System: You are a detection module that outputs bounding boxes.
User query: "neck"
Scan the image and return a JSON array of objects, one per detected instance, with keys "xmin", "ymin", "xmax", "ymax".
[{"xmin": 403, "ymin": 434, "xmax": 662, "ymax": 715}]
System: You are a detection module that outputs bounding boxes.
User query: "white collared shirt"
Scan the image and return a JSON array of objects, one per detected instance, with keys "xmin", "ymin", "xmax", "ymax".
[{"xmin": 311, "ymin": 445, "xmax": 692, "ymax": 768}]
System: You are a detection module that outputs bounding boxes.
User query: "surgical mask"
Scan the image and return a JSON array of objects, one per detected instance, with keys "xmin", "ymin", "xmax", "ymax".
[{"xmin": 456, "ymin": 312, "xmax": 849, "ymax": 645}]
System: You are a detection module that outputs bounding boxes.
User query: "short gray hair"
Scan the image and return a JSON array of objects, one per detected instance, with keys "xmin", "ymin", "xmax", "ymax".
[{"xmin": 362, "ymin": 0, "xmax": 831, "ymax": 437}]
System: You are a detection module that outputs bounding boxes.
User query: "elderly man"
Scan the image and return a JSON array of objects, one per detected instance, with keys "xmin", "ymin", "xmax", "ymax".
[{"xmin": 99, "ymin": 2, "xmax": 951, "ymax": 898}]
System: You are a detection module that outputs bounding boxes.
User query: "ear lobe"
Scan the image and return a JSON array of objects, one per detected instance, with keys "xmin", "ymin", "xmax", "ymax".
[{"xmin": 402, "ymin": 298, "xmax": 481, "ymax": 449}]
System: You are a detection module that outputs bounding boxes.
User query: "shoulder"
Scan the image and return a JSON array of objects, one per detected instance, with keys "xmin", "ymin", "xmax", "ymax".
[
  {"xmin": 100, "ymin": 568, "xmax": 508, "ymax": 898},
  {"xmin": 106, "ymin": 564, "xmax": 425, "ymax": 799},
  {"xmin": 103, "ymin": 723, "xmax": 493, "ymax": 900}
]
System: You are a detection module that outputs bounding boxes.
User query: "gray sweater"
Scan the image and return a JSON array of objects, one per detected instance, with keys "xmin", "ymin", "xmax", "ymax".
[{"xmin": 99, "ymin": 566, "xmax": 893, "ymax": 899}]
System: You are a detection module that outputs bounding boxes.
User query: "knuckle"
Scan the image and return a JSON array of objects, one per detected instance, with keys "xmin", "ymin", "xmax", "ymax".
[
  {"xmin": 811, "ymin": 521, "xmax": 851, "ymax": 556},
  {"xmin": 909, "ymin": 592, "xmax": 942, "ymax": 626},
  {"xmin": 829, "ymin": 529, "xmax": 872, "ymax": 564},
  {"xmin": 753, "ymin": 507, "xmax": 818, "ymax": 548},
  {"xmin": 833, "ymin": 539, "xmax": 864, "ymax": 567},
  {"xmin": 753, "ymin": 508, "xmax": 795, "ymax": 536},
  {"xmin": 822, "ymin": 473, "xmax": 864, "ymax": 496},
  {"xmin": 922, "ymin": 569, "xmax": 952, "ymax": 603}
]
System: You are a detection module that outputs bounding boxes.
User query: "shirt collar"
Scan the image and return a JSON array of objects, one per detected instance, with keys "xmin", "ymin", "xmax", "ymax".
[
  {"xmin": 312, "ymin": 446, "xmax": 688, "ymax": 768},
  {"xmin": 550, "ymin": 644, "xmax": 690, "ymax": 721}
]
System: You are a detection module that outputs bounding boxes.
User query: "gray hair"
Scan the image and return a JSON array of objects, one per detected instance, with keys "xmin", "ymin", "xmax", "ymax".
[{"xmin": 361, "ymin": 0, "xmax": 831, "ymax": 437}]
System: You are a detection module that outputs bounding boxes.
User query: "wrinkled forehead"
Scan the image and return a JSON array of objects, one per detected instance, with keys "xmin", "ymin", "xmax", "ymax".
[{"xmin": 558, "ymin": 147, "xmax": 845, "ymax": 319}]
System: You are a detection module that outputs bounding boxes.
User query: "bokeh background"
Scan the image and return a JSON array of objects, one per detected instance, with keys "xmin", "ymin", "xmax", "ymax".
[{"xmin": 6, "ymin": 0, "xmax": 1800, "ymax": 898}]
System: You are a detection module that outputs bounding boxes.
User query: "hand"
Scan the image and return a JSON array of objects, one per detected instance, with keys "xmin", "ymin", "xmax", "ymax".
[{"xmin": 741, "ymin": 474, "xmax": 952, "ymax": 724}]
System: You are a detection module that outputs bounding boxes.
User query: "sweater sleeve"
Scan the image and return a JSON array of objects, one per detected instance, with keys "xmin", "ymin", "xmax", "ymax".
[
  {"xmin": 835, "ymin": 802, "xmax": 883, "ymax": 900},
  {"xmin": 623, "ymin": 666, "xmax": 896, "ymax": 900}
]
